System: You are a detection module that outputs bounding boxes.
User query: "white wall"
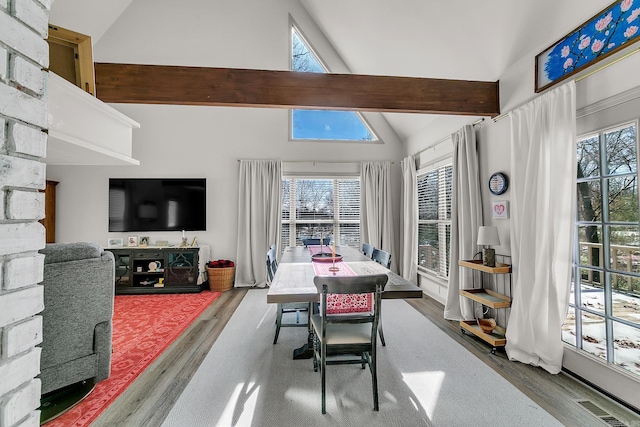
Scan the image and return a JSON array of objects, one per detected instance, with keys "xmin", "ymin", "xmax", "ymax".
[{"xmin": 46, "ymin": 0, "xmax": 404, "ymax": 262}]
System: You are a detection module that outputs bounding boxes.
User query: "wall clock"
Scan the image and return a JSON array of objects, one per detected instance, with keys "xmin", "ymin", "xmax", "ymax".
[{"xmin": 489, "ymin": 172, "xmax": 508, "ymax": 195}]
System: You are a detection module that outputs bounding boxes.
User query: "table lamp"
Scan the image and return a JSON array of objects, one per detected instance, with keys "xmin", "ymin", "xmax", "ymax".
[{"xmin": 477, "ymin": 226, "xmax": 500, "ymax": 267}]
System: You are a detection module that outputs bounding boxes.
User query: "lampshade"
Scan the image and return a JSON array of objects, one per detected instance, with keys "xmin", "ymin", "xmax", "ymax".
[{"xmin": 477, "ymin": 226, "xmax": 500, "ymax": 246}]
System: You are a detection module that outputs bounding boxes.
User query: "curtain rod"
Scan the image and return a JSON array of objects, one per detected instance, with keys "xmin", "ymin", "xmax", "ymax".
[
  {"xmin": 413, "ymin": 118, "xmax": 484, "ymax": 158},
  {"xmin": 492, "ymin": 45, "xmax": 640, "ymax": 124},
  {"xmin": 237, "ymin": 159, "xmax": 395, "ymax": 164}
]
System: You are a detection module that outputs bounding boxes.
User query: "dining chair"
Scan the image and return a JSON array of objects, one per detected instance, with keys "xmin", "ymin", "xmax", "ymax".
[
  {"xmin": 362, "ymin": 242, "xmax": 374, "ymax": 258},
  {"xmin": 371, "ymin": 248, "xmax": 391, "ymax": 268},
  {"xmin": 268, "ymin": 246, "xmax": 309, "ymax": 344},
  {"xmin": 371, "ymin": 248, "xmax": 392, "ymax": 346},
  {"xmin": 311, "ymin": 273, "xmax": 388, "ymax": 414}
]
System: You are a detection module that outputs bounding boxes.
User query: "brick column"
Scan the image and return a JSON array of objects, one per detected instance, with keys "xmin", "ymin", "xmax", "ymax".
[{"xmin": 0, "ymin": 1, "xmax": 50, "ymax": 426}]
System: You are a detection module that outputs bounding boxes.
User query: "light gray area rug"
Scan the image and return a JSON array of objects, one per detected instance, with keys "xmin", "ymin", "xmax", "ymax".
[{"xmin": 162, "ymin": 289, "xmax": 562, "ymax": 426}]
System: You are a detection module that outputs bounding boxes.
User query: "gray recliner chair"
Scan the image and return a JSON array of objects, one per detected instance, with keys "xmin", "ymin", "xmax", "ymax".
[{"xmin": 39, "ymin": 242, "xmax": 115, "ymax": 395}]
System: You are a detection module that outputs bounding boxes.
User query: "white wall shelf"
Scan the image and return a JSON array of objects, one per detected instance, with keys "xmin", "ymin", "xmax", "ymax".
[{"xmin": 46, "ymin": 72, "xmax": 140, "ymax": 165}]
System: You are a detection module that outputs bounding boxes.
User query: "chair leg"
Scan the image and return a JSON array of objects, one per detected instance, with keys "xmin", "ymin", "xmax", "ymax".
[
  {"xmin": 378, "ymin": 324, "xmax": 386, "ymax": 346},
  {"xmin": 372, "ymin": 348, "xmax": 379, "ymax": 411},
  {"xmin": 378, "ymin": 307, "xmax": 386, "ymax": 346},
  {"xmin": 273, "ymin": 304, "xmax": 283, "ymax": 344},
  {"xmin": 321, "ymin": 342, "xmax": 327, "ymax": 414},
  {"xmin": 312, "ymin": 332, "xmax": 319, "ymax": 372}
]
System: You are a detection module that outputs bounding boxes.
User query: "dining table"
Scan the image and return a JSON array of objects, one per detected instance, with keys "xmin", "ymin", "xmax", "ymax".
[{"xmin": 267, "ymin": 244, "xmax": 424, "ymax": 359}]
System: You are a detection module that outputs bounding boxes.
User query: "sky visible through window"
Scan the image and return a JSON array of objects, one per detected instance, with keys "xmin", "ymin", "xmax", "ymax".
[{"xmin": 291, "ymin": 27, "xmax": 376, "ymax": 142}]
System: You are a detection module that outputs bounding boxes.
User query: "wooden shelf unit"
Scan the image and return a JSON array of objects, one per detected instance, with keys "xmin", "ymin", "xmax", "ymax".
[
  {"xmin": 460, "ymin": 321, "xmax": 507, "ymax": 347},
  {"xmin": 459, "ymin": 288, "xmax": 511, "ymax": 309},
  {"xmin": 458, "ymin": 259, "xmax": 510, "ymax": 274},
  {"xmin": 458, "ymin": 258, "xmax": 512, "ymax": 353}
]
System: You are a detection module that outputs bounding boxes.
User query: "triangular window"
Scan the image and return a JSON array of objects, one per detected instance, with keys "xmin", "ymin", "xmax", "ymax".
[{"xmin": 290, "ymin": 26, "xmax": 377, "ymax": 142}]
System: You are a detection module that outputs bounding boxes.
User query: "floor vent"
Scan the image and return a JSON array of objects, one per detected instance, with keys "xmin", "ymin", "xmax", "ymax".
[{"xmin": 575, "ymin": 400, "xmax": 628, "ymax": 427}]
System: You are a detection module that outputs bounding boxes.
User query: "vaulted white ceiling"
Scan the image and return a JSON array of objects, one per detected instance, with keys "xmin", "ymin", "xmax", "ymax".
[{"xmin": 49, "ymin": 0, "xmax": 612, "ymax": 144}]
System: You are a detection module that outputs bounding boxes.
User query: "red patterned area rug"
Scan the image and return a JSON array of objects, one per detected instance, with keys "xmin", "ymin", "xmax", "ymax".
[{"xmin": 45, "ymin": 290, "xmax": 221, "ymax": 427}]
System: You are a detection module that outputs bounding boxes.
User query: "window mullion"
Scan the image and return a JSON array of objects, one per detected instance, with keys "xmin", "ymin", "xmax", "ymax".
[
  {"xmin": 290, "ymin": 179, "xmax": 297, "ymax": 247},
  {"xmin": 333, "ymin": 180, "xmax": 339, "ymax": 243},
  {"xmin": 438, "ymin": 167, "xmax": 447, "ymax": 276}
]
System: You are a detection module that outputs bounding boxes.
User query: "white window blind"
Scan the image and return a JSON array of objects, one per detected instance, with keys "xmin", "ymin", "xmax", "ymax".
[
  {"xmin": 417, "ymin": 163, "xmax": 452, "ymax": 278},
  {"xmin": 282, "ymin": 178, "xmax": 360, "ymax": 248}
]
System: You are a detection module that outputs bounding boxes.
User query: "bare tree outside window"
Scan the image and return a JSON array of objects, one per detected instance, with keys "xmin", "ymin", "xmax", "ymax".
[
  {"xmin": 568, "ymin": 122, "xmax": 640, "ymax": 379},
  {"xmin": 289, "ymin": 26, "xmax": 376, "ymax": 141},
  {"xmin": 282, "ymin": 178, "xmax": 360, "ymax": 248}
]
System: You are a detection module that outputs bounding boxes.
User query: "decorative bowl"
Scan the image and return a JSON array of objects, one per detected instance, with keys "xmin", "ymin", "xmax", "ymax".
[
  {"xmin": 477, "ymin": 317, "xmax": 497, "ymax": 334},
  {"xmin": 311, "ymin": 252, "xmax": 343, "ymax": 262}
]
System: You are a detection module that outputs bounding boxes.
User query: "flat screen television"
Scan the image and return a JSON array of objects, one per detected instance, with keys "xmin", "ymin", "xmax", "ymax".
[{"xmin": 109, "ymin": 178, "xmax": 206, "ymax": 232}]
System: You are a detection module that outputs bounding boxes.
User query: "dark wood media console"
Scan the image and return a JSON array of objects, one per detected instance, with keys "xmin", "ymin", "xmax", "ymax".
[{"xmin": 106, "ymin": 247, "xmax": 201, "ymax": 294}]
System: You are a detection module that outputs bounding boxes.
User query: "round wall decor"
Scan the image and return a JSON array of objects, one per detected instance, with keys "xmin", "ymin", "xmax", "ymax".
[{"xmin": 489, "ymin": 172, "xmax": 509, "ymax": 195}]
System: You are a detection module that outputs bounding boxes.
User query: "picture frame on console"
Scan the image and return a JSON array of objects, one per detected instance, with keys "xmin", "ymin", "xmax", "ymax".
[
  {"xmin": 139, "ymin": 236, "xmax": 150, "ymax": 247},
  {"xmin": 127, "ymin": 236, "xmax": 138, "ymax": 247},
  {"xmin": 108, "ymin": 238, "xmax": 123, "ymax": 248}
]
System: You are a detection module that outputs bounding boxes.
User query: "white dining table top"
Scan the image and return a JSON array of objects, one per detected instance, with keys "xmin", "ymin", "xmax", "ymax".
[{"xmin": 266, "ymin": 245, "xmax": 423, "ymax": 304}]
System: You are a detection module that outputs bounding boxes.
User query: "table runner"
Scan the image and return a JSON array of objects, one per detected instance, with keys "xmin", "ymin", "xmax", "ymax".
[{"xmin": 308, "ymin": 246, "xmax": 372, "ymax": 314}]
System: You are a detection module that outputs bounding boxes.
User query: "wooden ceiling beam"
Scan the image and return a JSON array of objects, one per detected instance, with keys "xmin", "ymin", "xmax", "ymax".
[{"xmin": 94, "ymin": 63, "xmax": 500, "ymax": 116}]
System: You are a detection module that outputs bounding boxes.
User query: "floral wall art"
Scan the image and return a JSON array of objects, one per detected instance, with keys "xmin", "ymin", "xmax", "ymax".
[{"xmin": 536, "ymin": 0, "xmax": 640, "ymax": 92}]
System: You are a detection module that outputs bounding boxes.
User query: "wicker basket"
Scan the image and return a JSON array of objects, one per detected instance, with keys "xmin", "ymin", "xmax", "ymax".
[{"xmin": 207, "ymin": 266, "xmax": 235, "ymax": 292}]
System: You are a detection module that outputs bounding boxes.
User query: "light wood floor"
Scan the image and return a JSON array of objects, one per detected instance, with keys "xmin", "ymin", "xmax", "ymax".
[{"xmin": 93, "ymin": 289, "xmax": 640, "ymax": 426}]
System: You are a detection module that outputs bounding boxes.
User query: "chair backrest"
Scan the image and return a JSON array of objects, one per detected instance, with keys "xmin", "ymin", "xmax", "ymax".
[
  {"xmin": 313, "ymin": 274, "xmax": 388, "ymax": 338},
  {"xmin": 362, "ymin": 242, "xmax": 374, "ymax": 258},
  {"xmin": 302, "ymin": 237, "xmax": 331, "ymax": 247},
  {"xmin": 266, "ymin": 247, "xmax": 278, "ymax": 281},
  {"xmin": 372, "ymin": 248, "xmax": 391, "ymax": 269}
]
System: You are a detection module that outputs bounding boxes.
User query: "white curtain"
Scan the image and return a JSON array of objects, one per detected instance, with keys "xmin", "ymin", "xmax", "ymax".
[
  {"xmin": 444, "ymin": 125, "xmax": 483, "ymax": 321},
  {"xmin": 400, "ymin": 156, "xmax": 418, "ymax": 283},
  {"xmin": 361, "ymin": 161, "xmax": 397, "ymax": 272},
  {"xmin": 505, "ymin": 81, "xmax": 576, "ymax": 374},
  {"xmin": 235, "ymin": 160, "xmax": 282, "ymax": 287}
]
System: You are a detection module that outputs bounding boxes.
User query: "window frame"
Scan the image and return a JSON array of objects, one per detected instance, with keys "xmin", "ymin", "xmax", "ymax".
[
  {"xmin": 416, "ymin": 158, "xmax": 453, "ymax": 280},
  {"xmin": 281, "ymin": 175, "xmax": 361, "ymax": 249},
  {"xmin": 568, "ymin": 118, "xmax": 640, "ymax": 379},
  {"xmin": 288, "ymin": 22, "xmax": 379, "ymax": 144}
]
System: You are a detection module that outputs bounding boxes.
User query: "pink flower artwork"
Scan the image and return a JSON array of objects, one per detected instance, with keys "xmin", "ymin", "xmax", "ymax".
[
  {"xmin": 539, "ymin": 0, "xmax": 640, "ymax": 92},
  {"xmin": 625, "ymin": 25, "xmax": 639, "ymax": 38},
  {"xmin": 563, "ymin": 57, "xmax": 574, "ymax": 69},
  {"xmin": 591, "ymin": 39, "xmax": 605, "ymax": 53},
  {"xmin": 595, "ymin": 12, "xmax": 613, "ymax": 31},
  {"xmin": 579, "ymin": 36, "xmax": 591, "ymax": 49}
]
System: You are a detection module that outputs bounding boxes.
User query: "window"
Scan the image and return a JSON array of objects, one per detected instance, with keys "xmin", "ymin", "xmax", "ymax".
[
  {"xmin": 417, "ymin": 162, "xmax": 453, "ymax": 278},
  {"xmin": 282, "ymin": 178, "xmax": 360, "ymax": 248},
  {"xmin": 565, "ymin": 120, "xmax": 640, "ymax": 379},
  {"xmin": 290, "ymin": 25, "xmax": 377, "ymax": 142}
]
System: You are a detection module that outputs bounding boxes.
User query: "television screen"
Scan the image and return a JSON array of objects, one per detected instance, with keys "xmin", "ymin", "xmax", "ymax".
[{"xmin": 109, "ymin": 178, "xmax": 206, "ymax": 232}]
